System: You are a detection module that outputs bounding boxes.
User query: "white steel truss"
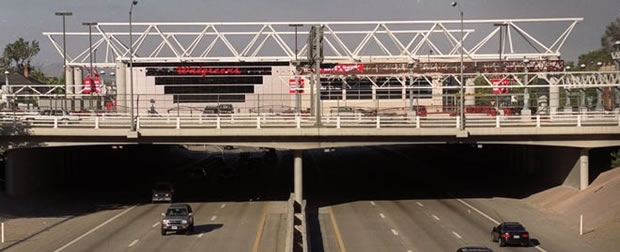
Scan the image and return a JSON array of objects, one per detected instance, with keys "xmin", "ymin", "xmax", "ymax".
[
  {"xmin": 278, "ymin": 71, "xmax": 620, "ymax": 91},
  {"xmin": 43, "ymin": 18, "xmax": 582, "ymax": 67},
  {"xmin": 3, "ymin": 71, "xmax": 618, "ymax": 98}
]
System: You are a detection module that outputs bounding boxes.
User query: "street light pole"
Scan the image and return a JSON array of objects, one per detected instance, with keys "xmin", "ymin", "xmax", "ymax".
[
  {"xmin": 289, "ymin": 24, "xmax": 303, "ymax": 114},
  {"xmin": 83, "ymin": 22, "xmax": 97, "ymax": 111},
  {"xmin": 56, "ymin": 12, "xmax": 72, "ymax": 111},
  {"xmin": 452, "ymin": 2, "xmax": 465, "ymax": 130},
  {"xmin": 129, "ymin": 0, "xmax": 138, "ymax": 131}
]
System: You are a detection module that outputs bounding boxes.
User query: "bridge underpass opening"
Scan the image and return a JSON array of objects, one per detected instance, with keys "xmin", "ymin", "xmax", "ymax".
[
  {"xmin": 3, "ymin": 143, "xmax": 618, "ymax": 203},
  {"xmin": 3, "ymin": 145, "xmax": 292, "ymax": 203}
]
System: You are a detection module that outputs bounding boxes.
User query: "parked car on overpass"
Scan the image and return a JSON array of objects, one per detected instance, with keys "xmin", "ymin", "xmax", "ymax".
[{"xmin": 22, "ymin": 109, "xmax": 80, "ymax": 123}]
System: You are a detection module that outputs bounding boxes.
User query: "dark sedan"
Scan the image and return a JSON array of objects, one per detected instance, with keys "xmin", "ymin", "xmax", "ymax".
[{"xmin": 491, "ymin": 222, "xmax": 530, "ymax": 247}]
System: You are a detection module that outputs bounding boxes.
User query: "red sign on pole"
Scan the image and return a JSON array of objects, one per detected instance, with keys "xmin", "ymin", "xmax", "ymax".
[
  {"xmin": 289, "ymin": 78, "xmax": 305, "ymax": 94},
  {"xmin": 491, "ymin": 78, "xmax": 511, "ymax": 94}
]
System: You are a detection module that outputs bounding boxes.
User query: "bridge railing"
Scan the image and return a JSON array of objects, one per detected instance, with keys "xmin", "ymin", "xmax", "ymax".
[{"xmin": 2, "ymin": 112, "xmax": 619, "ymax": 130}]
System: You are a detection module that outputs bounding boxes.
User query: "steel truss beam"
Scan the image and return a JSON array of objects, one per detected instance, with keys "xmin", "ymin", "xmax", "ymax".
[
  {"xmin": 279, "ymin": 71, "xmax": 620, "ymax": 90},
  {"xmin": 43, "ymin": 18, "xmax": 582, "ymax": 67}
]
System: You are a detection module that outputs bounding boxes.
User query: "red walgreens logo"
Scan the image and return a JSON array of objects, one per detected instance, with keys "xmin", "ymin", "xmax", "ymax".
[{"xmin": 175, "ymin": 66, "xmax": 242, "ymax": 76}]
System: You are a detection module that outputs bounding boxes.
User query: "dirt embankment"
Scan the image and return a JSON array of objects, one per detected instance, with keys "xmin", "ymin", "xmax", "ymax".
[{"xmin": 526, "ymin": 167, "xmax": 620, "ymax": 230}]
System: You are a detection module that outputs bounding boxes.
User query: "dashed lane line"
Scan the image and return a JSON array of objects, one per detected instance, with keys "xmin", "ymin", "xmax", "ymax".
[
  {"xmin": 451, "ymin": 231, "xmax": 462, "ymax": 239},
  {"xmin": 220, "ymin": 203, "xmax": 226, "ymax": 208},
  {"xmin": 432, "ymin": 214, "xmax": 440, "ymax": 221},
  {"xmin": 391, "ymin": 229, "xmax": 399, "ymax": 236},
  {"xmin": 152, "ymin": 222, "xmax": 159, "ymax": 228},
  {"xmin": 198, "ymin": 233, "xmax": 204, "ymax": 238},
  {"xmin": 370, "ymin": 201, "xmax": 376, "ymax": 206},
  {"xmin": 210, "ymin": 215, "xmax": 217, "ymax": 221},
  {"xmin": 416, "ymin": 201, "xmax": 424, "ymax": 207},
  {"xmin": 53, "ymin": 205, "xmax": 137, "ymax": 252},
  {"xmin": 128, "ymin": 239, "xmax": 139, "ymax": 247},
  {"xmin": 379, "ymin": 213, "xmax": 386, "ymax": 219}
]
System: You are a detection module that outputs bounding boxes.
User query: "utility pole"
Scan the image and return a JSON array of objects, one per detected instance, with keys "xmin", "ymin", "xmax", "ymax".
[
  {"xmin": 289, "ymin": 24, "xmax": 303, "ymax": 114},
  {"xmin": 308, "ymin": 25, "xmax": 324, "ymax": 126},
  {"xmin": 55, "ymin": 12, "xmax": 72, "ymax": 111}
]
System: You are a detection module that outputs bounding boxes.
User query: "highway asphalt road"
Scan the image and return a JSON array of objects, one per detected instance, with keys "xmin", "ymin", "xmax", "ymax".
[
  {"xmin": 2, "ymin": 201, "xmax": 287, "ymax": 252},
  {"xmin": 311, "ymin": 198, "xmax": 604, "ymax": 252}
]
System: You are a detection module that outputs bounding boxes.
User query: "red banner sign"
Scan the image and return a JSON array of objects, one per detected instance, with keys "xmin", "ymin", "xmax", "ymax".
[
  {"xmin": 491, "ymin": 78, "xmax": 511, "ymax": 94},
  {"xmin": 175, "ymin": 66, "xmax": 241, "ymax": 76},
  {"xmin": 289, "ymin": 78, "xmax": 305, "ymax": 94},
  {"xmin": 320, "ymin": 64, "xmax": 364, "ymax": 74}
]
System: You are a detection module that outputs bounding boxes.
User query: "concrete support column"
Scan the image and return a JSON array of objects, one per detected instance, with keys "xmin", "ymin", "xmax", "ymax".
[
  {"xmin": 65, "ymin": 67, "xmax": 74, "ymax": 111},
  {"xmin": 431, "ymin": 78, "xmax": 442, "ymax": 113},
  {"xmin": 562, "ymin": 89, "xmax": 573, "ymax": 113},
  {"xmin": 549, "ymin": 85, "xmax": 560, "ymax": 115},
  {"xmin": 371, "ymin": 86, "xmax": 377, "ymax": 101},
  {"xmin": 595, "ymin": 88, "xmax": 604, "ymax": 111},
  {"xmin": 115, "ymin": 61, "xmax": 127, "ymax": 113},
  {"xmin": 465, "ymin": 78, "xmax": 475, "ymax": 107},
  {"xmin": 580, "ymin": 89, "xmax": 587, "ymax": 113},
  {"xmin": 580, "ymin": 149, "xmax": 589, "ymax": 191},
  {"xmin": 294, "ymin": 150, "xmax": 303, "ymax": 205},
  {"xmin": 73, "ymin": 67, "xmax": 83, "ymax": 110},
  {"xmin": 401, "ymin": 87, "xmax": 406, "ymax": 101}
]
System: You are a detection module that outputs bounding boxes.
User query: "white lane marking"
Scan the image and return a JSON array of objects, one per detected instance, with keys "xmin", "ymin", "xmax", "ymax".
[
  {"xmin": 407, "ymin": 250, "xmax": 413, "ymax": 252},
  {"xmin": 391, "ymin": 229, "xmax": 399, "ymax": 236},
  {"xmin": 53, "ymin": 205, "xmax": 137, "ymax": 252},
  {"xmin": 455, "ymin": 199, "xmax": 500, "ymax": 225},
  {"xmin": 416, "ymin": 201, "xmax": 424, "ymax": 207},
  {"xmin": 128, "ymin": 239, "xmax": 139, "ymax": 247},
  {"xmin": 152, "ymin": 222, "xmax": 159, "ymax": 228},
  {"xmin": 370, "ymin": 201, "xmax": 376, "ymax": 206},
  {"xmin": 220, "ymin": 203, "xmax": 226, "ymax": 208},
  {"xmin": 535, "ymin": 246, "xmax": 548, "ymax": 252},
  {"xmin": 210, "ymin": 215, "xmax": 217, "ymax": 221},
  {"xmin": 379, "ymin": 213, "xmax": 386, "ymax": 219},
  {"xmin": 456, "ymin": 199, "xmax": 549, "ymax": 252},
  {"xmin": 198, "ymin": 233, "xmax": 205, "ymax": 238},
  {"xmin": 452, "ymin": 231, "xmax": 462, "ymax": 239},
  {"xmin": 432, "ymin": 214, "xmax": 440, "ymax": 221}
]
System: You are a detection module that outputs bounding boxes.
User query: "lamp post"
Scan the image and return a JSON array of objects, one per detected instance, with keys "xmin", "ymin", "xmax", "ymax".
[
  {"xmin": 129, "ymin": 0, "xmax": 138, "ymax": 131},
  {"xmin": 55, "ymin": 12, "xmax": 72, "ymax": 110},
  {"xmin": 289, "ymin": 24, "xmax": 303, "ymax": 114},
  {"xmin": 451, "ymin": 1, "xmax": 465, "ymax": 130},
  {"xmin": 82, "ymin": 22, "xmax": 97, "ymax": 110}
]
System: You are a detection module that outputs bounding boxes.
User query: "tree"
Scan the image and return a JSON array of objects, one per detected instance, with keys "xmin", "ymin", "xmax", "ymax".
[
  {"xmin": 577, "ymin": 48, "xmax": 611, "ymax": 70},
  {"xmin": 601, "ymin": 17, "xmax": 620, "ymax": 53},
  {"xmin": 2, "ymin": 38, "xmax": 40, "ymax": 74}
]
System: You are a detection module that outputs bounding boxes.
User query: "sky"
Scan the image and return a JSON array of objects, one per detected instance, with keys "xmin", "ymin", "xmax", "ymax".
[{"xmin": 0, "ymin": 0, "xmax": 619, "ymax": 76}]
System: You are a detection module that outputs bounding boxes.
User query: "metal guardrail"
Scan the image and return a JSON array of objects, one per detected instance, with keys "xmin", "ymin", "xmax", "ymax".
[{"xmin": 2, "ymin": 112, "xmax": 619, "ymax": 130}]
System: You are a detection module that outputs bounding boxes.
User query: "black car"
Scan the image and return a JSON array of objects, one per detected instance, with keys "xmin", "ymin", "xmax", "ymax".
[
  {"xmin": 491, "ymin": 222, "xmax": 530, "ymax": 247},
  {"xmin": 203, "ymin": 104, "xmax": 234, "ymax": 114},
  {"xmin": 161, "ymin": 204, "xmax": 194, "ymax": 235},
  {"xmin": 152, "ymin": 182, "xmax": 174, "ymax": 203},
  {"xmin": 457, "ymin": 247, "xmax": 493, "ymax": 252}
]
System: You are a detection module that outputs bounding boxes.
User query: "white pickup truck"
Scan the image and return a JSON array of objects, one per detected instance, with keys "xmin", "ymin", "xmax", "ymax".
[{"xmin": 23, "ymin": 109, "xmax": 81, "ymax": 123}]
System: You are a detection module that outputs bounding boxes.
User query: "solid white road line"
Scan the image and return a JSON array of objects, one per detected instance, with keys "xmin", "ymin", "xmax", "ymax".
[
  {"xmin": 379, "ymin": 213, "xmax": 386, "ymax": 219},
  {"xmin": 53, "ymin": 205, "xmax": 137, "ymax": 252},
  {"xmin": 432, "ymin": 214, "xmax": 440, "ymax": 221},
  {"xmin": 220, "ymin": 203, "xmax": 226, "ymax": 208},
  {"xmin": 391, "ymin": 229, "xmax": 399, "ymax": 236},
  {"xmin": 210, "ymin": 215, "xmax": 217, "ymax": 221},
  {"xmin": 452, "ymin": 231, "xmax": 462, "ymax": 239},
  {"xmin": 455, "ymin": 199, "xmax": 500, "ymax": 225},
  {"xmin": 456, "ymin": 199, "xmax": 548, "ymax": 252},
  {"xmin": 152, "ymin": 222, "xmax": 159, "ymax": 228},
  {"xmin": 416, "ymin": 201, "xmax": 424, "ymax": 207},
  {"xmin": 370, "ymin": 201, "xmax": 376, "ymax": 206},
  {"xmin": 128, "ymin": 239, "xmax": 139, "ymax": 247}
]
